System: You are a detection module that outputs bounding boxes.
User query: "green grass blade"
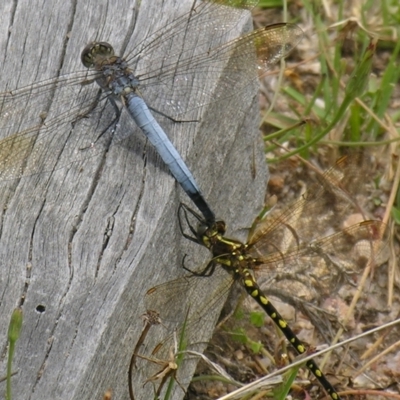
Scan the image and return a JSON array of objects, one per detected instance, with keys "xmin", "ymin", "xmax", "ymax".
[{"xmin": 6, "ymin": 308, "xmax": 23, "ymax": 400}]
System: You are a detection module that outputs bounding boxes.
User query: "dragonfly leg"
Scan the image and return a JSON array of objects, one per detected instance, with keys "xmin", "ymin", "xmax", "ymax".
[
  {"xmin": 178, "ymin": 203, "xmax": 204, "ymax": 243},
  {"xmin": 148, "ymin": 105, "xmax": 199, "ymax": 124},
  {"xmin": 182, "ymin": 256, "xmax": 217, "ymax": 277},
  {"xmin": 78, "ymin": 95, "xmax": 122, "ymax": 151}
]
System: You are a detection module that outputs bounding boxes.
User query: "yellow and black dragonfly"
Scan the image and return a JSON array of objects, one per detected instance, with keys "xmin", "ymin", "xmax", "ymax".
[{"xmin": 138, "ymin": 155, "xmax": 385, "ymax": 399}]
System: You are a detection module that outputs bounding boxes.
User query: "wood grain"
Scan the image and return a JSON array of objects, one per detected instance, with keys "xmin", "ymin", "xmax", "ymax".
[{"xmin": 0, "ymin": 1, "xmax": 268, "ymax": 399}]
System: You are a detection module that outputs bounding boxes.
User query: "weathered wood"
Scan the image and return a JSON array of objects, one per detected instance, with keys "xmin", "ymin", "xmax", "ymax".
[{"xmin": 0, "ymin": 1, "xmax": 268, "ymax": 399}]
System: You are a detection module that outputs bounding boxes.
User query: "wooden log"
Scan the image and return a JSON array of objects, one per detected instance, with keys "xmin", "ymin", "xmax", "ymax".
[{"xmin": 0, "ymin": 1, "xmax": 268, "ymax": 399}]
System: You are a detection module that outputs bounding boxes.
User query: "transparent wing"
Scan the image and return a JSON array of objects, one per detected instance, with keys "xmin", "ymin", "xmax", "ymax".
[
  {"xmin": 247, "ymin": 155, "xmax": 387, "ymax": 300},
  {"xmin": 249, "ymin": 155, "xmax": 373, "ymax": 253},
  {"xmin": 144, "ymin": 267, "xmax": 232, "ymax": 332},
  {"xmin": 252, "ymin": 220, "xmax": 385, "ymax": 298},
  {"xmin": 138, "ymin": 267, "xmax": 234, "ymax": 389},
  {"xmin": 134, "ymin": 23, "xmax": 303, "ymax": 119},
  {"xmin": 126, "ymin": 0, "xmax": 259, "ymax": 68},
  {"xmin": 0, "ymin": 82, "xmax": 126, "ymax": 181}
]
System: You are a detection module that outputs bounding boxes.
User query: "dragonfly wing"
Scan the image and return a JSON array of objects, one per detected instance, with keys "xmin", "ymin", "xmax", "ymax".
[
  {"xmin": 249, "ymin": 155, "xmax": 376, "ymax": 252},
  {"xmin": 0, "ymin": 68, "xmax": 125, "ymax": 181},
  {"xmin": 139, "ymin": 23, "xmax": 303, "ymax": 120},
  {"xmin": 252, "ymin": 220, "xmax": 386, "ymax": 301},
  {"xmin": 128, "ymin": 2, "xmax": 301, "ymax": 120}
]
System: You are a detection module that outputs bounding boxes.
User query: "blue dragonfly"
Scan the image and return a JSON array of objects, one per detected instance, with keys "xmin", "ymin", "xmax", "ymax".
[{"xmin": 0, "ymin": 0, "xmax": 302, "ymax": 222}]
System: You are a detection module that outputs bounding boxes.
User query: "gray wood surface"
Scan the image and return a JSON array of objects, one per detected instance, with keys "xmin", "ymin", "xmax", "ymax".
[{"xmin": 0, "ymin": 1, "xmax": 268, "ymax": 399}]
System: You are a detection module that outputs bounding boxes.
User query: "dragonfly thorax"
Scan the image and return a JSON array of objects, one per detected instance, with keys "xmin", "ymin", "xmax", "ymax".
[
  {"xmin": 105, "ymin": 67, "xmax": 140, "ymax": 97},
  {"xmin": 96, "ymin": 59, "xmax": 141, "ymax": 97},
  {"xmin": 82, "ymin": 42, "xmax": 141, "ymax": 97}
]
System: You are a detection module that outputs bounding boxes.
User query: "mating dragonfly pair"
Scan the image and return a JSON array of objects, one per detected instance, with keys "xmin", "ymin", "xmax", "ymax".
[{"xmin": 0, "ymin": 0, "xmax": 385, "ymax": 399}]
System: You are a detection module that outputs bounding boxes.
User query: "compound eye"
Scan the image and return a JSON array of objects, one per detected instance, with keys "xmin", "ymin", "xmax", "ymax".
[
  {"xmin": 81, "ymin": 42, "xmax": 114, "ymax": 68},
  {"xmin": 216, "ymin": 220, "xmax": 226, "ymax": 235},
  {"xmin": 196, "ymin": 223, "xmax": 208, "ymax": 239}
]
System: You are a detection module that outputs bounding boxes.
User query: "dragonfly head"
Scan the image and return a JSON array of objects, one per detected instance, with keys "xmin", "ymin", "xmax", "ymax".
[
  {"xmin": 197, "ymin": 219, "xmax": 226, "ymax": 248},
  {"xmin": 81, "ymin": 42, "xmax": 115, "ymax": 68}
]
